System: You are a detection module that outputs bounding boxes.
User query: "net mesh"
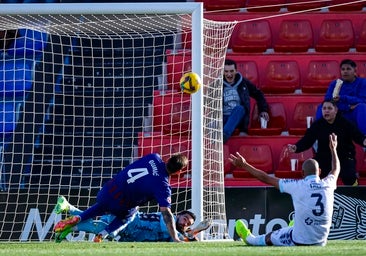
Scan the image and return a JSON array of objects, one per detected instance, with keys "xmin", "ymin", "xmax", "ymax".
[{"xmin": 0, "ymin": 6, "xmax": 236, "ymax": 241}]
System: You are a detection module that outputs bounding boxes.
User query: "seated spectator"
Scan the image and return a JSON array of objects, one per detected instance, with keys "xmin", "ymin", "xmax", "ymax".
[
  {"xmin": 223, "ymin": 59, "xmax": 269, "ymax": 143},
  {"xmin": 315, "ymin": 59, "xmax": 366, "ymax": 135}
]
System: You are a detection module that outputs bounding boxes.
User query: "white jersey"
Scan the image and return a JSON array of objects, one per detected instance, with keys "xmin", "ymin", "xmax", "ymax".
[{"xmin": 279, "ymin": 174, "xmax": 337, "ymax": 245}]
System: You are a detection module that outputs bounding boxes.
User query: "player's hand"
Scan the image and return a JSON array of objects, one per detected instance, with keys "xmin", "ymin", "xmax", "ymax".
[
  {"xmin": 332, "ymin": 96, "xmax": 340, "ymax": 102},
  {"xmin": 329, "ymin": 133, "xmax": 337, "ymax": 151},
  {"xmin": 183, "ymin": 235, "xmax": 198, "ymax": 242},
  {"xmin": 287, "ymin": 144, "xmax": 296, "ymax": 153},
  {"xmin": 229, "ymin": 152, "xmax": 247, "ymax": 169},
  {"xmin": 93, "ymin": 234, "xmax": 103, "ymax": 243},
  {"xmin": 259, "ymin": 112, "xmax": 269, "ymax": 122},
  {"xmin": 350, "ymin": 104, "xmax": 358, "ymax": 110}
]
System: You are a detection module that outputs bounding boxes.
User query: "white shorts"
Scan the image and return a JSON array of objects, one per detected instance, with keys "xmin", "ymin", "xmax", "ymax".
[{"xmin": 270, "ymin": 227, "xmax": 325, "ymax": 246}]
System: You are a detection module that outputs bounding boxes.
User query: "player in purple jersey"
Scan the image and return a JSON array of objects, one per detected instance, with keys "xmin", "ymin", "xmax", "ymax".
[
  {"xmin": 54, "ymin": 153, "xmax": 188, "ymax": 242},
  {"xmin": 230, "ymin": 133, "xmax": 340, "ymax": 246}
]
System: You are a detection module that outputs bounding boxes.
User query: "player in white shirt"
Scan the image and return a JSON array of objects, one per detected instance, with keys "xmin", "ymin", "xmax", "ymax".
[{"xmin": 229, "ymin": 133, "xmax": 340, "ymax": 246}]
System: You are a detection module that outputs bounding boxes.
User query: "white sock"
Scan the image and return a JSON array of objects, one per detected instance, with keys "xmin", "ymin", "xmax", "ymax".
[
  {"xmin": 69, "ymin": 205, "xmax": 78, "ymax": 212},
  {"xmin": 245, "ymin": 234, "xmax": 266, "ymax": 246}
]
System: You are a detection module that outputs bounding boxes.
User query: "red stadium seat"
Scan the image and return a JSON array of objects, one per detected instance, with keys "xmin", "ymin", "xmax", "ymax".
[
  {"xmin": 236, "ymin": 60, "xmax": 259, "ymax": 86},
  {"xmin": 137, "ymin": 133, "xmax": 191, "ymax": 178},
  {"xmin": 166, "ymin": 50, "xmax": 192, "ymax": 91},
  {"xmin": 273, "ymin": 19, "xmax": 314, "ymax": 52},
  {"xmin": 170, "ymin": 100, "xmax": 191, "ymax": 135},
  {"xmin": 152, "ymin": 91, "xmax": 192, "ymax": 135},
  {"xmin": 223, "ymin": 144, "xmax": 233, "ymax": 176},
  {"xmin": 231, "ymin": 20, "xmax": 272, "ymax": 53},
  {"xmin": 232, "ymin": 144, "xmax": 273, "ymax": 178},
  {"xmin": 355, "ymin": 20, "xmax": 366, "ymax": 52},
  {"xmin": 286, "ymin": 0, "xmax": 326, "ymax": 12},
  {"xmin": 288, "ymin": 102, "xmax": 320, "ymax": 135},
  {"xmin": 301, "ymin": 60, "xmax": 340, "ymax": 93},
  {"xmin": 245, "ymin": 0, "xmax": 286, "ymax": 12},
  {"xmin": 328, "ymin": 0, "xmax": 364, "ymax": 12},
  {"xmin": 224, "ymin": 177, "xmax": 269, "ymax": 187},
  {"xmin": 355, "ymin": 144, "xmax": 366, "ymax": 173},
  {"xmin": 355, "ymin": 60, "xmax": 366, "ymax": 79},
  {"xmin": 248, "ymin": 102, "xmax": 286, "ymax": 136},
  {"xmin": 275, "ymin": 170, "xmax": 303, "ymax": 179},
  {"xmin": 275, "ymin": 145, "xmax": 315, "ymax": 178},
  {"xmin": 260, "ymin": 60, "xmax": 300, "ymax": 93},
  {"xmin": 199, "ymin": 0, "xmax": 246, "ymax": 11},
  {"xmin": 315, "ymin": 19, "xmax": 354, "ymax": 52}
]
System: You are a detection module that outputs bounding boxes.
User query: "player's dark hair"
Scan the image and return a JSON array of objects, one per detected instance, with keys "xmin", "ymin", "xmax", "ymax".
[
  {"xmin": 178, "ymin": 210, "xmax": 196, "ymax": 222},
  {"xmin": 340, "ymin": 59, "xmax": 356, "ymax": 68},
  {"xmin": 224, "ymin": 59, "xmax": 237, "ymax": 69},
  {"xmin": 166, "ymin": 154, "xmax": 188, "ymax": 174}
]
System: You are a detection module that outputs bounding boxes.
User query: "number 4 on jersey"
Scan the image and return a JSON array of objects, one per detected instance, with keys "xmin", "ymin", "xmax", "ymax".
[{"xmin": 127, "ymin": 168, "xmax": 149, "ymax": 184}]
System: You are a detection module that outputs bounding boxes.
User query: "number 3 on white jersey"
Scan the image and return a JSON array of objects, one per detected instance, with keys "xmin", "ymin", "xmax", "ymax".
[{"xmin": 127, "ymin": 168, "xmax": 149, "ymax": 184}]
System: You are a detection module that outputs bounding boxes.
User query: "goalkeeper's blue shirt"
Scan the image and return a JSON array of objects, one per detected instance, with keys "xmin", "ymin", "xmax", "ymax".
[
  {"xmin": 116, "ymin": 211, "xmax": 176, "ymax": 242},
  {"xmin": 97, "ymin": 153, "xmax": 172, "ymax": 215},
  {"xmin": 74, "ymin": 210, "xmax": 183, "ymax": 242}
]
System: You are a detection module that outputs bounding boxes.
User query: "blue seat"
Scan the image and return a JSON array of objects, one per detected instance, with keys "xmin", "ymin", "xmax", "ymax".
[
  {"xmin": 0, "ymin": 101, "xmax": 22, "ymax": 140},
  {"xmin": 0, "ymin": 59, "xmax": 34, "ymax": 98},
  {"xmin": 6, "ymin": 29, "xmax": 48, "ymax": 59}
]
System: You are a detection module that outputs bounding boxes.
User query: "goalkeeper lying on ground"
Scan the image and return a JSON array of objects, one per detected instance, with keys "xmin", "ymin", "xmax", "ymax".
[{"xmin": 53, "ymin": 196, "xmax": 211, "ymax": 243}]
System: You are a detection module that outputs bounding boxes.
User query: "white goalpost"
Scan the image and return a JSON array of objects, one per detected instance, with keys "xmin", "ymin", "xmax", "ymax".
[{"xmin": 0, "ymin": 3, "xmax": 236, "ymax": 241}]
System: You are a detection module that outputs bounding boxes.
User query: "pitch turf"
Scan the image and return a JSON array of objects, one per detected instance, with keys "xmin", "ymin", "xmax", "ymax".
[{"xmin": 1, "ymin": 240, "xmax": 366, "ymax": 256}]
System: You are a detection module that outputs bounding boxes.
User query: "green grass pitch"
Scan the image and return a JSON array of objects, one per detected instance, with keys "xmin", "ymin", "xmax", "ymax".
[{"xmin": 1, "ymin": 240, "xmax": 366, "ymax": 256}]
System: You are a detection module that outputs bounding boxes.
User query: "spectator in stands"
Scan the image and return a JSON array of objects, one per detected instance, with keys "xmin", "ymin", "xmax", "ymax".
[
  {"xmin": 230, "ymin": 133, "xmax": 339, "ymax": 246},
  {"xmin": 54, "ymin": 153, "xmax": 188, "ymax": 243},
  {"xmin": 315, "ymin": 59, "xmax": 366, "ymax": 135},
  {"xmin": 289, "ymin": 100, "xmax": 366, "ymax": 186},
  {"xmin": 223, "ymin": 59, "xmax": 269, "ymax": 143}
]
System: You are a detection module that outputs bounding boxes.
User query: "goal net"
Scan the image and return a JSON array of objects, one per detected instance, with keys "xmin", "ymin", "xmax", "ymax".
[{"xmin": 0, "ymin": 3, "xmax": 236, "ymax": 241}]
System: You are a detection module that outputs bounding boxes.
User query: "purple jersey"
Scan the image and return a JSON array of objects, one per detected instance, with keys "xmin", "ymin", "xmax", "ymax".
[{"xmin": 97, "ymin": 153, "xmax": 171, "ymax": 215}]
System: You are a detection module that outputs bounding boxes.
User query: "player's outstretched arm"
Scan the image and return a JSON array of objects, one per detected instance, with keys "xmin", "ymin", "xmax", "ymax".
[
  {"xmin": 328, "ymin": 133, "xmax": 340, "ymax": 179},
  {"xmin": 160, "ymin": 206, "xmax": 183, "ymax": 242},
  {"xmin": 229, "ymin": 152, "xmax": 280, "ymax": 189}
]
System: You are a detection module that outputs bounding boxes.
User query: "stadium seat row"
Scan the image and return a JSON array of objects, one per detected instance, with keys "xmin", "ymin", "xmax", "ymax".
[
  {"xmin": 0, "ymin": 29, "xmax": 48, "ymax": 141},
  {"xmin": 166, "ymin": 51, "xmax": 366, "ymax": 94},
  {"xmin": 198, "ymin": 0, "xmax": 365, "ymax": 13},
  {"xmin": 224, "ymin": 136, "xmax": 366, "ymax": 186},
  {"xmin": 195, "ymin": 11, "xmax": 366, "ymax": 53},
  {"xmin": 224, "ymin": 135, "xmax": 314, "ymax": 176},
  {"xmin": 137, "ymin": 131, "xmax": 366, "ymax": 186},
  {"xmin": 152, "ymin": 91, "xmax": 324, "ymax": 136}
]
